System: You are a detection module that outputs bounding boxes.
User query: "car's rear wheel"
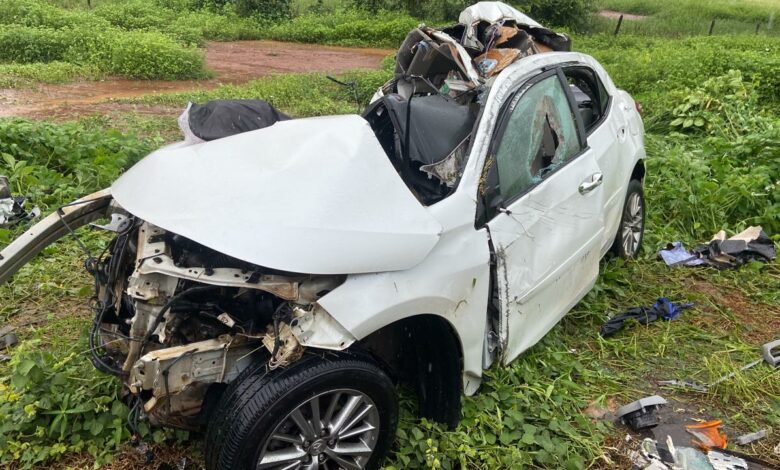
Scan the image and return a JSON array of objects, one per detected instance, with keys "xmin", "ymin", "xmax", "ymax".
[
  {"xmin": 612, "ymin": 179, "xmax": 645, "ymax": 259},
  {"xmin": 205, "ymin": 351, "xmax": 398, "ymax": 470}
]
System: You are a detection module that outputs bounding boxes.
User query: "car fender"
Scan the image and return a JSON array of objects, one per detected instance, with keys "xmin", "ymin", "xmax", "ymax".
[{"xmin": 318, "ymin": 192, "xmax": 492, "ymax": 395}]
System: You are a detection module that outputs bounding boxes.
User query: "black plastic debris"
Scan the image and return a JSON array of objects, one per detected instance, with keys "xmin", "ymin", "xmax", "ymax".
[
  {"xmin": 660, "ymin": 226, "xmax": 776, "ymax": 269},
  {"xmin": 617, "ymin": 395, "xmax": 667, "ymax": 431},
  {"xmin": 600, "ymin": 298, "xmax": 694, "ymax": 337},
  {"xmin": 186, "ymin": 99, "xmax": 291, "ymax": 141},
  {"xmin": 0, "ymin": 176, "xmax": 40, "ymax": 229}
]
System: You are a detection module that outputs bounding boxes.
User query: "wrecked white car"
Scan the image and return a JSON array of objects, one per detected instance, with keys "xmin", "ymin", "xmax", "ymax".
[{"xmin": 0, "ymin": 3, "xmax": 645, "ymax": 469}]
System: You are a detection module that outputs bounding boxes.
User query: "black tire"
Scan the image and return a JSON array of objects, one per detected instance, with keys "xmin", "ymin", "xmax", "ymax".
[
  {"xmin": 611, "ymin": 179, "xmax": 645, "ymax": 259},
  {"xmin": 205, "ymin": 351, "xmax": 398, "ymax": 470}
]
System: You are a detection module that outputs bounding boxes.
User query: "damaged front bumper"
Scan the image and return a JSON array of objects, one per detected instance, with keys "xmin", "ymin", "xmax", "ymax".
[{"xmin": 0, "ymin": 194, "xmax": 356, "ymax": 429}]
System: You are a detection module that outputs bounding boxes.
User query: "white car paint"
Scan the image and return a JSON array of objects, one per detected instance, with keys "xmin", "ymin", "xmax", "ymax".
[
  {"xmin": 320, "ymin": 51, "xmax": 644, "ymax": 392},
  {"xmin": 459, "ymin": 2, "xmax": 542, "ymax": 33},
  {"xmin": 0, "ymin": 52, "xmax": 644, "ymax": 399},
  {"xmin": 111, "ymin": 114, "xmax": 443, "ymax": 275}
]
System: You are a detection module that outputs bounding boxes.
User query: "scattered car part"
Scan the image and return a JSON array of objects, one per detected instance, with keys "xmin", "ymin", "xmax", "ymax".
[
  {"xmin": 662, "ymin": 339, "xmax": 780, "ymax": 393},
  {"xmin": 707, "ymin": 451, "xmax": 748, "ymax": 470},
  {"xmin": 660, "ymin": 226, "xmax": 776, "ymax": 269},
  {"xmin": 657, "ymin": 379, "xmax": 709, "ymax": 393},
  {"xmin": 734, "ymin": 429, "xmax": 766, "ymax": 446},
  {"xmin": 617, "ymin": 395, "xmax": 668, "ymax": 430},
  {"xmin": 762, "ymin": 338, "xmax": 780, "ymax": 367},
  {"xmin": 0, "ymin": 176, "xmax": 40, "ymax": 229},
  {"xmin": 686, "ymin": 420, "xmax": 728, "ymax": 451},
  {"xmin": 1, "ymin": 332, "xmax": 17, "ymax": 350},
  {"xmin": 0, "ymin": 176, "xmax": 9, "ymax": 199}
]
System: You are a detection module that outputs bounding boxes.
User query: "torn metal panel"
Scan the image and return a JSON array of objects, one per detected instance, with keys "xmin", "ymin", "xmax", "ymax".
[
  {"xmin": 289, "ymin": 304, "xmax": 356, "ymax": 350},
  {"xmin": 134, "ymin": 222, "xmax": 301, "ymax": 300},
  {"xmin": 130, "ymin": 335, "xmax": 260, "ymax": 405}
]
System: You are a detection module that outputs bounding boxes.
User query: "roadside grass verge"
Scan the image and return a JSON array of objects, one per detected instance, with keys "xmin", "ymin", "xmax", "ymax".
[
  {"xmin": 0, "ymin": 61, "xmax": 100, "ymax": 88},
  {"xmin": 593, "ymin": 0, "xmax": 780, "ymax": 36}
]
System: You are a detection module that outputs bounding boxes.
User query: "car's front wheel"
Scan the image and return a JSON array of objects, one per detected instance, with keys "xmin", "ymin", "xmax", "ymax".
[
  {"xmin": 205, "ymin": 351, "xmax": 398, "ymax": 470},
  {"xmin": 612, "ymin": 179, "xmax": 645, "ymax": 259}
]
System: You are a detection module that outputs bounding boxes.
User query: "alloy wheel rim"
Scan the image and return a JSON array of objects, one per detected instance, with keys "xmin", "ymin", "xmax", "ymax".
[
  {"xmin": 256, "ymin": 388, "xmax": 380, "ymax": 470},
  {"xmin": 621, "ymin": 192, "xmax": 643, "ymax": 257}
]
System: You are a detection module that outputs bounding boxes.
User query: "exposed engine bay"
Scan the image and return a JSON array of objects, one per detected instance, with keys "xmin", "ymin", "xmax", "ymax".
[
  {"xmin": 89, "ymin": 209, "xmax": 347, "ymax": 430},
  {"xmin": 36, "ymin": 4, "xmax": 573, "ymax": 432}
]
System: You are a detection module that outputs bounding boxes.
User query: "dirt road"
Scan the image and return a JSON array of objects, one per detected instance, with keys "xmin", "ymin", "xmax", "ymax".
[{"xmin": 0, "ymin": 41, "xmax": 393, "ymax": 119}]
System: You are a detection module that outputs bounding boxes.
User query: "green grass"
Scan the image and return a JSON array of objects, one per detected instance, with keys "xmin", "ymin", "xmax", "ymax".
[
  {"xmin": 593, "ymin": 0, "xmax": 780, "ymax": 36},
  {"xmin": 0, "ymin": 61, "xmax": 100, "ymax": 88},
  {"xmin": 1, "ymin": 3, "xmax": 780, "ymax": 468},
  {"xmin": 597, "ymin": 0, "xmax": 780, "ymax": 21}
]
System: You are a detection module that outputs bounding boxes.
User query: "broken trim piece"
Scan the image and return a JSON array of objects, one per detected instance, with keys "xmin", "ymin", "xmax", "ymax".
[{"xmin": 0, "ymin": 189, "xmax": 112, "ymax": 285}]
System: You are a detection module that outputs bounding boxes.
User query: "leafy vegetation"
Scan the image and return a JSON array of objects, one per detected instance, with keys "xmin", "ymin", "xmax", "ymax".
[{"xmin": 1, "ymin": 1, "xmax": 779, "ymax": 468}]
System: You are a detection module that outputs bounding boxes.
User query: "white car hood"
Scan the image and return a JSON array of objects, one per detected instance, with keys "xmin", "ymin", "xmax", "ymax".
[{"xmin": 112, "ymin": 115, "xmax": 442, "ymax": 275}]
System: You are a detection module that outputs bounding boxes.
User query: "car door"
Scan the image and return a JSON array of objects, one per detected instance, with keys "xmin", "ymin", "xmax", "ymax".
[
  {"xmin": 563, "ymin": 65, "xmax": 628, "ymax": 256},
  {"xmin": 482, "ymin": 68, "xmax": 606, "ymax": 363}
]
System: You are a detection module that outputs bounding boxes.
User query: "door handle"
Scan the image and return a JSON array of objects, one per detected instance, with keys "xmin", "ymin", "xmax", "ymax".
[{"xmin": 578, "ymin": 173, "xmax": 603, "ymax": 195}]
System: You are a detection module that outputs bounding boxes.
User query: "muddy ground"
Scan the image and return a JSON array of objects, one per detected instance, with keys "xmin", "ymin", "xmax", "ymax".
[{"xmin": 0, "ymin": 41, "xmax": 392, "ymax": 120}]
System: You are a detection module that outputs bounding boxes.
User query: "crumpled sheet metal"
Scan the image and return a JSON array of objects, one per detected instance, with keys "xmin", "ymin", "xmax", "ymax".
[{"xmin": 459, "ymin": 1, "xmax": 542, "ymax": 50}]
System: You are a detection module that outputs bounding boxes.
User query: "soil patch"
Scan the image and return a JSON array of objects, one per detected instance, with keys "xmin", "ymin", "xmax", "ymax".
[
  {"xmin": 689, "ymin": 278, "xmax": 780, "ymax": 345},
  {"xmin": 598, "ymin": 10, "xmax": 649, "ymax": 21},
  {"xmin": 0, "ymin": 40, "xmax": 393, "ymax": 120}
]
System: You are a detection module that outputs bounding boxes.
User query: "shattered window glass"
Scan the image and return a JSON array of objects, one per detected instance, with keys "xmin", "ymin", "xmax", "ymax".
[{"xmin": 494, "ymin": 75, "xmax": 580, "ymax": 201}]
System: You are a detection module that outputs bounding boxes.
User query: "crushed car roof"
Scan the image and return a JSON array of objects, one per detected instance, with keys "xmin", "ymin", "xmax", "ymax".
[{"xmin": 111, "ymin": 115, "xmax": 443, "ymax": 275}]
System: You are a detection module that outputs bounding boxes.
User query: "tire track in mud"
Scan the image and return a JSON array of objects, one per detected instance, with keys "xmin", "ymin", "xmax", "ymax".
[{"xmin": 0, "ymin": 40, "xmax": 393, "ymax": 120}]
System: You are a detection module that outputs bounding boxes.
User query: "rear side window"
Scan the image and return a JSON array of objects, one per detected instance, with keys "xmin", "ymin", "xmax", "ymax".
[
  {"xmin": 494, "ymin": 74, "xmax": 581, "ymax": 202},
  {"xmin": 564, "ymin": 66, "xmax": 610, "ymax": 134}
]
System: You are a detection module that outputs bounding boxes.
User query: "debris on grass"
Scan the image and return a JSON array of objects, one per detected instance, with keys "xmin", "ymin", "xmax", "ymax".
[
  {"xmin": 659, "ymin": 227, "xmax": 776, "ymax": 269},
  {"xmin": 600, "ymin": 298, "xmax": 694, "ymax": 337},
  {"xmin": 617, "ymin": 395, "xmax": 668, "ymax": 431},
  {"xmin": 735, "ymin": 429, "xmax": 767, "ymax": 446},
  {"xmin": 0, "ymin": 176, "xmax": 40, "ymax": 229},
  {"xmin": 686, "ymin": 420, "xmax": 728, "ymax": 451}
]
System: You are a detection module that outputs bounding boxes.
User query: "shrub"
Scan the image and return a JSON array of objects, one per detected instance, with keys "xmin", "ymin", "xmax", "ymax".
[
  {"xmin": 0, "ymin": 119, "xmax": 154, "ymax": 211},
  {"xmin": 102, "ymin": 31, "xmax": 206, "ymax": 80},
  {"xmin": 0, "ymin": 0, "xmax": 109, "ymax": 30},
  {"xmin": 0, "ymin": 61, "xmax": 100, "ymax": 88},
  {"xmin": 93, "ymin": 1, "xmax": 173, "ymax": 31},
  {"xmin": 515, "ymin": 0, "xmax": 596, "ymax": 30},
  {"xmin": 0, "ymin": 25, "xmax": 68, "ymax": 63},
  {"xmin": 645, "ymin": 71, "xmax": 780, "ymax": 241},
  {"xmin": 233, "ymin": 0, "xmax": 292, "ymax": 19},
  {"xmin": 0, "ymin": 340, "xmax": 128, "ymax": 469},
  {"xmin": 264, "ymin": 10, "xmax": 418, "ymax": 47}
]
